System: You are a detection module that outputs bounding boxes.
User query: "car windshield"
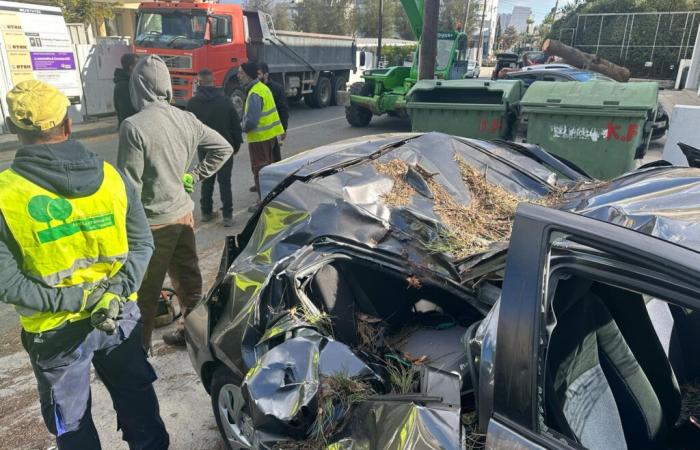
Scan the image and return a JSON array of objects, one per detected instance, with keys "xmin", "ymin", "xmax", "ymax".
[
  {"xmin": 569, "ymin": 71, "xmax": 614, "ymax": 82},
  {"xmin": 135, "ymin": 10, "xmax": 207, "ymax": 49},
  {"xmin": 436, "ymin": 38, "xmax": 454, "ymax": 69}
]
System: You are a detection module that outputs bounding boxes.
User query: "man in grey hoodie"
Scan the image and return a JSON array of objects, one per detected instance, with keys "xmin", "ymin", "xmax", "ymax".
[{"xmin": 118, "ymin": 55, "xmax": 233, "ymax": 348}]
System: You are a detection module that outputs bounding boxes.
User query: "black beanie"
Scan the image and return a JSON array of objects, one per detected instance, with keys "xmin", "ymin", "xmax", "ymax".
[{"xmin": 240, "ymin": 61, "xmax": 259, "ymax": 79}]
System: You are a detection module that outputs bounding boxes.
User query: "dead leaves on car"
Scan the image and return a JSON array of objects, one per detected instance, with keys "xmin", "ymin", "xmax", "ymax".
[{"xmin": 374, "ymin": 157, "xmax": 521, "ymax": 258}]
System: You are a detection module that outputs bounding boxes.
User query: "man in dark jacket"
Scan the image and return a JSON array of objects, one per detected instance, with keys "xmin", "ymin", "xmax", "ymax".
[
  {"xmin": 113, "ymin": 53, "xmax": 138, "ymax": 126},
  {"xmin": 1, "ymin": 79, "xmax": 168, "ymax": 449},
  {"xmin": 259, "ymin": 62, "xmax": 289, "ymax": 162},
  {"xmin": 187, "ymin": 69, "xmax": 242, "ymax": 227}
]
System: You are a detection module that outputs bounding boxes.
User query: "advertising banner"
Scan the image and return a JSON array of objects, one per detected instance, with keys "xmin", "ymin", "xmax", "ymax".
[{"xmin": 0, "ymin": 1, "xmax": 84, "ymax": 128}]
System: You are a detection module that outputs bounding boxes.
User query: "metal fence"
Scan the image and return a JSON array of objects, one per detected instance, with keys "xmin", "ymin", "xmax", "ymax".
[{"xmin": 560, "ymin": 11, "xmax": 700, "ymax": 81}]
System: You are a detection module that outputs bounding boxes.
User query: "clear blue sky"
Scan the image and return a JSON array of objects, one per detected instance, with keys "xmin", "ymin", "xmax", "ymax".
[{"xmin": 498, "ymin": 0, "xmax": 573, "ymax": 24}]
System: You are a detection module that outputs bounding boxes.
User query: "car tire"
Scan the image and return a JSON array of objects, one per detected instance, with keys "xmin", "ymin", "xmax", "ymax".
[
  {"xmin": 345, "ymin": 82, "xmax": 372, "ymax": 127},
  {"xmin": 331, "ymin": 75, "xmax": 347, "ymax": 106},
  {"xmin": 210, "ymin": 365, "xmax": 251, "ymax": 450},
  {"xmin": 305, "ymin": 76, "xmax": 332, "ymax": 108}
]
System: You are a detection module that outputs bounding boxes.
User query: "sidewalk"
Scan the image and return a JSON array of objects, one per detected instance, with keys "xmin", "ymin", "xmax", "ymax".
[
  {"xmin": 658, "ymin": 88, "xmax": 700, "ymax": 112},
  {"xmin": 0, "ymin": 115, "xmax": 118, "ymax": 152}
]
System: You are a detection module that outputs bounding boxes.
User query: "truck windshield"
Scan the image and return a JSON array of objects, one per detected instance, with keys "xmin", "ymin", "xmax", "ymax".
[
  {"xmin": 436, "ymin": 39, "xmax": 454, "ymax": 69},
  {"xmin": 135, "ymin": 10, "xmax": 207, "ymax": 50}
]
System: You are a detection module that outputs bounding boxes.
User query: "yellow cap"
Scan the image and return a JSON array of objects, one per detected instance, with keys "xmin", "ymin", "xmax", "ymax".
[{"xmin": 6, "ymin": 80, "xmax": 70, "ymax": 131}]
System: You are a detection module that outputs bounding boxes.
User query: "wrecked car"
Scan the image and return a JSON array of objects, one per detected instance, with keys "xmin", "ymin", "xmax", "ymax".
[{"xmin": 185, "ymin": 132, "xmax": 700, "ymax": 449}]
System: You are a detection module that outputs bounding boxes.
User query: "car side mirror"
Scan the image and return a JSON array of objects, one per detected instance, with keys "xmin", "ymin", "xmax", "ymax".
[{"xmin": 359, "ymin": 51, "xmax": 366, "ymax": 67}]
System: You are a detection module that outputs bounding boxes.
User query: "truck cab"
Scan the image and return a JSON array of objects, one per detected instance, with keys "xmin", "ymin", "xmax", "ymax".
[{"xmin": 134, "ymin": 1, "xmax": 246, "ymax": 106}]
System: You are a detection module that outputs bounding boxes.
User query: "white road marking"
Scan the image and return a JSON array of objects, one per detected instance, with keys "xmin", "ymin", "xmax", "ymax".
[{"xmin": 288, "ymin": 115, "xmax": 345, "ymax": 132}]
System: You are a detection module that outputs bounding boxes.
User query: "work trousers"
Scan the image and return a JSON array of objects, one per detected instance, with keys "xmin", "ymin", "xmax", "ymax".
[
  {"xmin": 21, "ymin": 302, "xmax": 169, "ymax": 450},
  {"xmin": 248, "ymin": 137, "xmax": 277, "ymax": 195},
  {"xmin": 138, "ymin": 211, "xmax": 202, "ymax": 349},
  {"xmin": 198, "ymin": 150, "xmax": 234, "ymax": 218}
]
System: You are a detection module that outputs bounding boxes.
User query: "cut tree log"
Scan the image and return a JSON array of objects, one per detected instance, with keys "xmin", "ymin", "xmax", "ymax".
[{"xmin": 542, "ymin": 39, "xmax": 631, "ymax": 82}]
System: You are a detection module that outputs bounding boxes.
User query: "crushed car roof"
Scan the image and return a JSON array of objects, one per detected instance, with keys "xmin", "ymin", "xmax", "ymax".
[{"xmin": 209, "ymin": 132, "xmax": 700, "ymax": 448}]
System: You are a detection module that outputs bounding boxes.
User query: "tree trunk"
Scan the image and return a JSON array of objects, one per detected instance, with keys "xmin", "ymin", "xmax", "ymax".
[{"xmin": 542, "ymin": 39, "xmax": 631, "ymax": 82}]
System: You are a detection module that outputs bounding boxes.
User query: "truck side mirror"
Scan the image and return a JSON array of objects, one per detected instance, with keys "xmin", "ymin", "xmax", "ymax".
[{"xmin": 359, "ymin": 51, "xmax": 366, "ymax": 67}]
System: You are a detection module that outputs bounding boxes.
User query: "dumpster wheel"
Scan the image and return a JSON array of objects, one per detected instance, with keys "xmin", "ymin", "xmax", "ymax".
[{"xmin": 346, "ymin": 82, "xmax": 372, "ymax": 127}]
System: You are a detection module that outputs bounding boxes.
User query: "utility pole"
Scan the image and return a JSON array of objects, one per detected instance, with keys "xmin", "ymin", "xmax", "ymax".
[
  {"xmin": 376, "ymin": 0, "xmax": 383, "ymax": 68},
  {"xmin": 476, "ymin": 0, "xmax": 488, "ymax": 61},
  {"xmin": 418, "ymin": 0, "xmax": 439, "ymax": 79}
]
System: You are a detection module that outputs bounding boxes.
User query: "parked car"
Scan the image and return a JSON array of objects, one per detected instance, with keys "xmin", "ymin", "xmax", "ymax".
[
  {"xmin": 466, "ymin": 59, "xmax": 480, "ymax": 78},
  {"xmin": 185, "ymin": 132, "xmax": 700, "ymax": 450},
  {"xmin": 521, "ymin": 50, "xmax": 552, "ymax": 66},
  {"xmin": 492, "ymin": 52, "xmax": 519, "ymax": 79},
  {"xmin": 521, "ymin": 63, "xmax": 575, "ymax": 71},
  {"xmin": 504, "ymin": 68, "xmax": 669, "ymax": 140}
]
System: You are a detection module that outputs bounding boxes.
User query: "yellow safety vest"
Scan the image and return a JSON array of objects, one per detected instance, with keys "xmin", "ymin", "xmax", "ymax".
[
  {"xmin": 0, "ymin": 162, "xmax": 130, "ymax": 333},
  {"xmin": 245, "ymin": 81, "xmax": 285, "ymax": 143}
]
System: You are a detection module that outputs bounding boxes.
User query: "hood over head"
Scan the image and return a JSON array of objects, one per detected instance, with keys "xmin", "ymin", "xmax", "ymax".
[
  {"xmin": 113, "ymin": 67, "xmax": 130, "ymax": 84},
  {"xmin": 195, "ymin": 85, "xmax": 222, "ymax": 102},
  {"xmin": 12, "ymin": 140, "xmax": 105, "ymax": 198},
  {"xmin": 129, "ymin": 55, "xmax": 172, "ymax": 111}
]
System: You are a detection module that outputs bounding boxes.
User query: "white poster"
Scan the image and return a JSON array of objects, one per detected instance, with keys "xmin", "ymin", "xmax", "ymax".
[{"xmin": 0, "ymin": 1, "xmax": 84, "ymax": 128}]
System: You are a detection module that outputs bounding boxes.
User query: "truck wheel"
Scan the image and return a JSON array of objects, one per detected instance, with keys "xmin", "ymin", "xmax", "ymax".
[
  {"xmin": 305, "ymin": 76, "xmax": 332, "ymax": 108},
  {"xmin": 225, "ymin": 81, "xmax": 246, "ymax": 119},
  {"xmin": 210, "ymin": 365, "xmax": 251, "ymax": 450},
  {"xmin": 345, "ymin": 82, "xmax": 372, "ymax": 127},
  {"xmin": 331, "ymin": 75, "xmax": 347, "ymax": 106}
]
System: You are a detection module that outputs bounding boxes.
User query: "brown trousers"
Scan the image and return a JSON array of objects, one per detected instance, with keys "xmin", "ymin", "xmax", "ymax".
[
  {"xmin": 249, "ymin": 137, "xmax": 277, "ymax": 195},
  {"xmin": 138, "ymin": 211, "xmax": 202, "ymax": 350}
]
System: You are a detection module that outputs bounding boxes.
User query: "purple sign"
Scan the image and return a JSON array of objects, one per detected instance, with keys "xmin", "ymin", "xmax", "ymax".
[{"xmin": 30, "ymin": 52, "xmax": 76, "ymax": 71}]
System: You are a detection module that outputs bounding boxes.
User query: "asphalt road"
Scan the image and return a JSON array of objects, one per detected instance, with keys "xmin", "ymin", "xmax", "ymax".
[{"xmin": 0, "ymin": 103, "xmax": 411, "ymax": 449}]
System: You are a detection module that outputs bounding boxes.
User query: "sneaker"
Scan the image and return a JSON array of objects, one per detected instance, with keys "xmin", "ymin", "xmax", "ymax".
[
  {"xmin": 247, "ymin": 203, "xmax": 260, "ymax": 213},
  {"xmin": 249, "ymin": 185, "xmax": 257, "ymax": 193},
  {"xmin": 223, "ymin": 217, "xmax": 234, "ymax": 227},
  {"xmin": 201, "ymin": 211, "xmax": 218, "ymax": 222},
  {"xmin": 162, "ymin": 329, "xmax": 186, "ymax": 347}
]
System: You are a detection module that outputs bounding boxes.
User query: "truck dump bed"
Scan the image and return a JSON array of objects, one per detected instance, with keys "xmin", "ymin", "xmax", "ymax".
[{"xmin": 245, "ymin": 11, "xmax": 355, "ymax": 74}]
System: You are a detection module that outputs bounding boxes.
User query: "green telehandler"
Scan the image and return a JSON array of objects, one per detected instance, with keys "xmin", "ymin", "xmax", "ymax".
[{"xmin": 346, "ymin": 0, "xmax": 470, "ymax": 127}]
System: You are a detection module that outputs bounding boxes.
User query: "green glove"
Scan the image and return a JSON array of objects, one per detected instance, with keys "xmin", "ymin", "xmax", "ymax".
[
  {"xmin": 90, "ymin": 292, "xmax": 123, "ymax": 334},
  {"xmin": 182, "ymin": 172, "xmax": 195, "ymax": 193}
]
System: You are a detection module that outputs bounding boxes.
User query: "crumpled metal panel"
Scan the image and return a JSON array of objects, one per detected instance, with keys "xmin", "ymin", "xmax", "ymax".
[
  {"xmin": 561, "ymin": 166, "xmax": 700, "ymax": 251},
  {"xmin": 211, "ymin": 132, "xmax": 583, "ymax": 373},
  {"xmin": 333, "ymin": 400, "xmax": 462, "ymax": 450}
]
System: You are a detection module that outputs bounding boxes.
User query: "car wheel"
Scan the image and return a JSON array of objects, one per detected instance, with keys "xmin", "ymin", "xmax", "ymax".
[
  {"xmin": 210, "ymin": 365, "xmax": 252, "ymax": 450},
  {"xmin": 331, "ymin": 75, "xmax": 347, "ymax": 106},
  {"xmin": 305, "ymin": 76, "xmax": 332, "ymax": 108}
]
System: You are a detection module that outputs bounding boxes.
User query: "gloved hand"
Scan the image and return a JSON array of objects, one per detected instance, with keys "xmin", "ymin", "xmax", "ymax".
[
  {"xmin": 90, "ymin": 292, "xmax": 123, "ymax": 334},
  {"xmin": 182, "ymin": 173, "xmax": 195, "ymax": 193},
  {"xmin": 84, "ymin": 280, "xmax": 110, "ymax": 311}
]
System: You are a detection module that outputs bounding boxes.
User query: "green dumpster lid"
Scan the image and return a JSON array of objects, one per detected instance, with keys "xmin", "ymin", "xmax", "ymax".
[
  {"xmin": 521, "ymin": 80, "xmax": 658, "ymax": 111},
  {"xmin": 407, "ymin": 79, "xmax": 523, "ymax": 103}
]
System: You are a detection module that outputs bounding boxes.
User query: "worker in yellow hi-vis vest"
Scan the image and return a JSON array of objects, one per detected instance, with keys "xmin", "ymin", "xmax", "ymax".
[
  {"xmin": 237, "ymin": 61, "xmax": 285, "ymax": 209},
  {"xmin": 0, "ymin": 80, "xmax": 169, "ymax": 449}
]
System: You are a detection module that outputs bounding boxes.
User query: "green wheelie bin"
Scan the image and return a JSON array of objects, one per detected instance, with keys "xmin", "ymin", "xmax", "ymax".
[
  {"xmin": 521, "ymin": 80, "xmax": 658, "ymax": 180},
  {"xmin": 406, "ymin": 79, "xmax": 524, "ymax": 140}
]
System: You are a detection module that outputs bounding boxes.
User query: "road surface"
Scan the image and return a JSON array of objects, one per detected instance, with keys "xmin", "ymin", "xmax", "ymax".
[{"xmin": 0, "ymin": 104, "xmax": 410, "ymax": 450}]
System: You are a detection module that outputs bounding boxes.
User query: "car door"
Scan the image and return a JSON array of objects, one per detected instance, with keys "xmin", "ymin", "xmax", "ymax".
[{"xmin": 486, "ymin": 203, "xmax": 700, "ymax": 449}]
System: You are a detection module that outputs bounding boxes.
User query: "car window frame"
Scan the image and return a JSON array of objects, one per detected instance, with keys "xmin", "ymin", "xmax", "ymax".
[{"xmin": 489, "ymin": 203, "xmax": 700, "ymax": 448}]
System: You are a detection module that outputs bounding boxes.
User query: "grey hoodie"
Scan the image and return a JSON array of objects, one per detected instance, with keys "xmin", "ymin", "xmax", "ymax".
[
  {"xmin": 0, "ymin": 140, "xmax": 153, "ymax": 314},
  {"xmin": 117, "ymin": 55, "xmax": 233, "ymax": 225}
]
